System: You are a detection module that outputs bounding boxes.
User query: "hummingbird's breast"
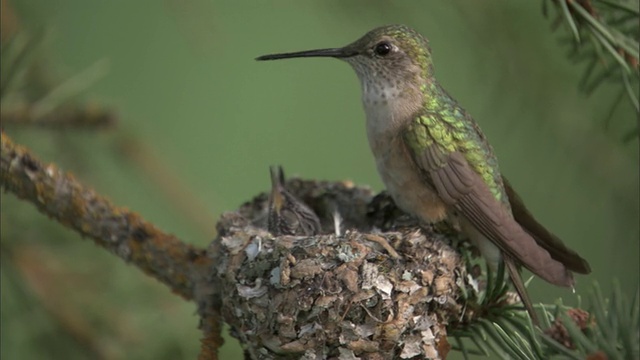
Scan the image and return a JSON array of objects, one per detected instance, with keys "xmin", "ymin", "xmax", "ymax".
[{"xmin": 363, "ymin": 99, "xmax": 448, "ymax": 223}]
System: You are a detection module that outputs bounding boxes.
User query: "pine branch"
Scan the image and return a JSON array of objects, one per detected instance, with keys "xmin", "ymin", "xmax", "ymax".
[
  {"xmin": 450, "ymin": 265, "xmax": 640, "ymax": 360},
  {"xmin": 544, "ymin": 0, "xmax": 640, "ymax": 141}
]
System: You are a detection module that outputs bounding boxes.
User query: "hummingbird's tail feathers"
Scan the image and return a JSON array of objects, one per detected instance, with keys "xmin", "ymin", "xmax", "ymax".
[
  {"xmin": 504, "ymin": 256, "xmax": 540, "ymax": 326},
  {"xmin": 502, "ymin": 176, "xmax": 591, "ymax": 275},
  {"xmin": 418, "ymin": 149, "xmax": 574, "ymax": 288}
]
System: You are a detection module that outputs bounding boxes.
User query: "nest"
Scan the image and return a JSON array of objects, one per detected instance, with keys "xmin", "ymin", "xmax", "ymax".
[{"xmin": 209, "ymin": 178, "xmax": 467, "ymax": 359}]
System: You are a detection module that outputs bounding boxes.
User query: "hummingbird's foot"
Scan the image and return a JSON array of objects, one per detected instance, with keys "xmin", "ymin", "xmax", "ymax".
[
  {"xmin": 366, "ymin": 191, "xmax": 420, "ymax": 231},
  {"xmin": 431, "ymin": 219, "xmax": 460, "ymax": 237}
]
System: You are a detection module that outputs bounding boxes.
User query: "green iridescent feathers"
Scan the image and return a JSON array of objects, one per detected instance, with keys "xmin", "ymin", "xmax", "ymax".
[{"xmin": 404, "ymin": 89, "xmax": 507, "ymax": 204}]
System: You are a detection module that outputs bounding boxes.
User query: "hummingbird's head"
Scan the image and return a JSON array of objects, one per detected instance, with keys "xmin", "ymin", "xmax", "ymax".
[
  {"xmin": 340, "ymin": 25, "xmax": 434, "ymax": 94},
  {"xmin": 257, "ymin": 25, "xmax": 434, "ymax": 103}
]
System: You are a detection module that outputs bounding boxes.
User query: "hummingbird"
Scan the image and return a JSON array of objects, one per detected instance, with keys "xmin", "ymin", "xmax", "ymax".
[
  {"xmin": 267, "ymin": 165, "xmax": 322, "ymax": 237},
  {"xmin": 256, "ymin": 25, "xmax": 591, "ymax": 323}
]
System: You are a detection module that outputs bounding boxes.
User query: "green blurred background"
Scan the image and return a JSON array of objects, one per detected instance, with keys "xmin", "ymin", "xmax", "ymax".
[{"xmin": 1, "ymin": 1, "xmax": 638, "ymax": 359}]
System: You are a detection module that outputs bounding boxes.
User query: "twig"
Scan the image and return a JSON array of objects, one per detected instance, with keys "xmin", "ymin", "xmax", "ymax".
[
  {"xmin": 198, "ymin": 311, "xmax": 224, "ymax": 360},
  {"xmin": 0, "ymin": 103, "xmax": 116, "ymax": 129},
  {"xmin": 364, "ymin": 233, "xmax": 400, "ymax": 258},
  {"xmin": 11, "ymin": 245, "xmax": 114, "ymax": 360},
  {"xmin": 0, "ymin": 0, "xmax": 21, "ymax": 43},
  {"xmin": 547, "ymin": 0, "xmax": 640, "ymax": 141},
  {"xmin": 0, "ymin": 131, "xmax": 211, "ymax": 301}
]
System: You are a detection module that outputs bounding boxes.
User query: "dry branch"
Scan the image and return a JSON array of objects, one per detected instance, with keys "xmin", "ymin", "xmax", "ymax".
[
  {"xmin": 0, "ymin": 103, "xmax": 116, "ymax": 129},
  {"xmin": 0, "ymin": 131, "xmax": 210, "ymax": 301}
]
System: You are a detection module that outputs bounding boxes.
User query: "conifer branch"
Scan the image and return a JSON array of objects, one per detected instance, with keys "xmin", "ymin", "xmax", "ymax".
[
  {"xmin": 451, "ymin": 265, "xmax": 639, "ymax": 360},
  {"xmin": 543, "ymin": 0, "xmax": 640, "ymax": 141}
]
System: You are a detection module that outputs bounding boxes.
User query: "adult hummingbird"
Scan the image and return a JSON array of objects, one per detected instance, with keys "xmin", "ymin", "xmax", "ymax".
[
  {"xmin": 268, "ymin": 166, "xmax": 322, "ymax": 237},
  {"xmin": 256, "ymin": 25, "xmax": 590, "ymax": 323}
]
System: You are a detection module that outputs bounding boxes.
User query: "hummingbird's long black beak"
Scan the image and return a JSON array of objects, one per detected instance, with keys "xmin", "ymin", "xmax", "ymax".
[{"xmin": 256, "ymin": 47, "xmax": 357, "ymax": 61}]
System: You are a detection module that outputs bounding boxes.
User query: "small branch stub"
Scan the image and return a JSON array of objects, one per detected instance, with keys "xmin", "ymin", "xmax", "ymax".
[{"xmin": 209, "ymin": 178, "xmax": 466, "ymax": 359}]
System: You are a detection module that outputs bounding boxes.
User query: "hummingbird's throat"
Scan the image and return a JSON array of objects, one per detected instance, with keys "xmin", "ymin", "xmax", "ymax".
[
  {"xmin": 359, "ymin": 79, "xmax": 423, "ymax": 135},
  {"xmin": 361, "ymin": 83, "xmax": 401, "ymax": 105}
]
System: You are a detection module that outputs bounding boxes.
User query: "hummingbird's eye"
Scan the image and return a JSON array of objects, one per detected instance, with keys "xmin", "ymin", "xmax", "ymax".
[{"xmin": 374, "ymin": 42, "xmax": 392, "ymax": 56}]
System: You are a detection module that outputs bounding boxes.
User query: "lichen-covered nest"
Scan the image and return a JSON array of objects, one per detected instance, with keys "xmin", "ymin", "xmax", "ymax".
[{"xmin": 209, "ymin": 177, "xmax": 468, "ymax": 359}]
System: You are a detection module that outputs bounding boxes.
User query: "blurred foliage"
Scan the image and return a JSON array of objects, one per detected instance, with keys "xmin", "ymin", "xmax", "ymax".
[
  {"xmin": 543, "ymin": 0, "xmax": 639, "ymax": 141},
  {"xmin": 1, "ymin": 1, "xmax": 638, "ymax": 360},
  {"xmin": 453, "ymin": 260, "xmax": 639, "ymax": 360}
]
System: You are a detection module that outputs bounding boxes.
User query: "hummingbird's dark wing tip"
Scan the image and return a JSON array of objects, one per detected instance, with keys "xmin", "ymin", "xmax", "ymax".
[
  {"xmin": 502, "ymin": 176, "xmax": 592, "ymax": 275},
  {"xmin": 564, "ymin": 255, "xmax": 591, "ymax": 274}
]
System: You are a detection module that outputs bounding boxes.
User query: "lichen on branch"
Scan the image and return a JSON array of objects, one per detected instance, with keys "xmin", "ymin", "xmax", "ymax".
[{"xmin": 0, "ymin": 131, "xmax": 211, "ymax": 301}]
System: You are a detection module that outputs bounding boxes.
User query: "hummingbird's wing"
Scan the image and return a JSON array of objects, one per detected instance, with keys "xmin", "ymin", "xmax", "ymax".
[
  {"xmin": 502, "ymin": 176, "xmax": 591, "ymax": 274},
  {"xmin": 407, "ymin": 138, "xmax": 574, "ymax": 287}
]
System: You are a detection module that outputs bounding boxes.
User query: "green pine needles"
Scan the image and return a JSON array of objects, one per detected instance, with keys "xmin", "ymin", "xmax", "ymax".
[
  {"xmin": 450, "ymin": 262, "xmax": 639, "ymax": 360},
  {"xmin": 543, "ymin": 0, "xmax": 640, "ymax": 142}
]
